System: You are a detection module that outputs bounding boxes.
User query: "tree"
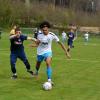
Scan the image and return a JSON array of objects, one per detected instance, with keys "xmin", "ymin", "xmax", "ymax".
[{"xmin": 25, "ymin": 0, "xmax": 30, "ymax": 8}]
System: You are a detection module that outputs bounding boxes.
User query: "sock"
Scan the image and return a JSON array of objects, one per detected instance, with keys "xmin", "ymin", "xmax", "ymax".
[
  {"xmin": 11, "ymin": 63, "xmax": 16, "ymax": 74},
  {"xmin": 35, "ymin": 65, "xmax": 40, "ymax": 75},
  {"xmin": 13, "ymin": 73, "xmax": 17, "ymax": 76},
  {"xmin": 24, "ymin": 59, "xmax": 31, "ymax": 70},
  {"xmin": 48, "ymin": 79, "xmax": 51, "ymax": 82},
  {"xmin": 47, "ymin": 67, "xmax": 52, "ymax": 80}
]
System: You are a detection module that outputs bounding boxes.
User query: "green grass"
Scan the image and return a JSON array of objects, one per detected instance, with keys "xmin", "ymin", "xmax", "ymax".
[{"xmin": 0, "ymin": 33, "xmax": 100, "ymax": 100}]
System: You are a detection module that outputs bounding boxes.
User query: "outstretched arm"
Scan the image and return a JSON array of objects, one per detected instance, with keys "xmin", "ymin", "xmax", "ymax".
[
  {"xmin": 57, "ymin": 41, "xmax": 71, "ymax": 58},
  {"xmin": 27, "ymin": 37, "xmax": 37, "ymax": 41},
  {"xmin": 27, "ymin": 37, "xmax": 40, "ymax": 45},
  {"xmin": 29, "ymin": 43, "xmax": 38, "ymax": 47},
  {"xmin": 9, "ymin": 34, "xmax": 18, "ymax": 40}
]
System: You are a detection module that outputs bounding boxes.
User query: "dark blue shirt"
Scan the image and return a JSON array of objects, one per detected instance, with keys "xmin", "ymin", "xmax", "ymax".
[
  {"xmin": 10, "ymin": 35, "xmax": 27, "ymax": 52},
  {"xmin": 67, "ymin": 32, "xmax": 74, "ymax": 41}
]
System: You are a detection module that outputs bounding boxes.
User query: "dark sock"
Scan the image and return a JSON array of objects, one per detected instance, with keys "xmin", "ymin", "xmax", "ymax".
[
  {"xmin": 35, "ymin": 66, "xmax": 40, "ymax": 74},
  {"xmin": 67, "ymin": 48, "xmax": 70, "ymax": 52},
  {"xmin": 24, "ymin": 59, "xmax": 31, "ymax": 70},
  {"xmin": 11, "ymin": 63, "xmax": 16, "ymax": 74}
]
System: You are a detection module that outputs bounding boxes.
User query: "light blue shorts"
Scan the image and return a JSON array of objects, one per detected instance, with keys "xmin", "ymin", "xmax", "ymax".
[{"xmin": 37, "ymin": 52, "xmax": 52, "ymax": 62}]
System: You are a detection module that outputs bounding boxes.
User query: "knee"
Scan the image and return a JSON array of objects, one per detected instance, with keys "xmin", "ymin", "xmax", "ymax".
[{"xmin": 10, "ymin": 59, "xmax": 16, "ymax": 65}]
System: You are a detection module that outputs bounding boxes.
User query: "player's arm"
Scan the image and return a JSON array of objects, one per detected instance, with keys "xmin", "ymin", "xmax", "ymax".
[
  {"xmin": 29, "ymin": 42, "xmax": 38, "ymax": 47},
  {"xmin": 27, "ymin": 37, "xmax": 40, "ymax": 45},
  {"xmin": 69, "ymin": 34, "xmax": 73, "ymax": 37},
  {"xmin": 57, "ymin": 41, "xmax": 71, "ymax": 58},
  {"xmin": 9, "ymin": 34, "xmax": 18, "ymax": 40},
  {"xmin": 73, "ymin": 37, "xmax": 77, "ymax": 41},
  {"xmin": 53, "ymin": 33, "xmax": 70, "ymax": 58},
  {"xmin": 73, "ymin": 34, "xmax": 76, "ymax": 41},
  {"xmin": 27, "ymin": 37, "xmax": 37, "ymax": 41}
]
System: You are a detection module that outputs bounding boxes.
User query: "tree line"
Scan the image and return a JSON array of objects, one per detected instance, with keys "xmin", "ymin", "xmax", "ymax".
[
  {"xmin": 0, "ymin": 0, "xmax": 100, "ymax": 27},
  {"xmin": 30, "ymin": 0, "xmax": 100, "ymax": 12}
]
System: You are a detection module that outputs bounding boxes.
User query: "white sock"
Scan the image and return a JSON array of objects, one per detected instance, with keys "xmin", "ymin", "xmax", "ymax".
[
  {"xmin": 48, "ymin": 79, "xmax": 51, "ymax": 82},
  {"xmin": 13, "ymin": 73, "xmax": 17, "ymax": 75}
]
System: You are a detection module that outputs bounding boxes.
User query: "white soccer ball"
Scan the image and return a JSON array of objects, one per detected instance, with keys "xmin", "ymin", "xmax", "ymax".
[{"xmin": 43, "ymin": 82, "xmax": 52, "ymax": 90}]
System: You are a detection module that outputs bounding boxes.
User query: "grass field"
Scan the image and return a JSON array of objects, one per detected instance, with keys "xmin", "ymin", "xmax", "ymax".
[{"xmin": 0, "ymin": 32, "xmax": 100, "ymax": 100}]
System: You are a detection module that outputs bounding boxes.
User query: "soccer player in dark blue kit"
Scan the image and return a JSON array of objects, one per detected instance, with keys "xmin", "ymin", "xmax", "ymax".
[
  {"xmin": 67, "ymin": 28, "xmax": 75, "ymax": 54},
  {"xmin": 9, "ymin": 27, "xmax": 35, "ymax": 79}
]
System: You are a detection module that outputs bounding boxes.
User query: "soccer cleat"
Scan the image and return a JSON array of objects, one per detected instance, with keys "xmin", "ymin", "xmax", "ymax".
[
  {"xmin": 48, "ymin": 80, "xmax": 54, "ymax": 86},
  {"xmin": 27, "ymin": 70, "xmax": 34, "ymax": 76},
  {"xmin": 34, "ymin": 72, "xmax": 38, "ymax": 76},
  {"xmin": 71, "ymin": 45, "xmax": 74, "ymax": 48},
  {"xmin": 11, "ymin": 75, "xmax": 17, "ymax": 79}
]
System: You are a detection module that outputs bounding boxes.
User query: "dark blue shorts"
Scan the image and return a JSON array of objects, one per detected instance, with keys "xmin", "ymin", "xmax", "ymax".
[
  {"xmin": 10, "ymin": 51, "xmax": 27, "ymax": 64},
  {"xmin": 68, "ymin": 40, "xmax": 73, "ymax": 48}
]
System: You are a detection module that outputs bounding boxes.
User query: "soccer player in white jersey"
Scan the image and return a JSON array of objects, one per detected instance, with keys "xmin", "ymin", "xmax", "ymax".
[
  {"xmin": 32, "ymin": 21, "xmax": 70, "ymax": 84},
  {"xmin": 62, "ymin": 31, "xmax": 67, "ymax": 43},
  {"xmin": 84, "ymin": 32, "xmax": 89, "ymax": 45}
]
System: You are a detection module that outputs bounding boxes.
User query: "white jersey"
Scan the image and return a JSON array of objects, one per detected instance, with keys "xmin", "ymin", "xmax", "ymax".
[
  {"xmin": 84, "ymin": 33, "xmax": 89, "ymax": 39},
  {"xmin": 62, "ymin": 32, "xmax": 67, "ymax": 38},
  {"xmin": 37, "ymin": 32, "xmax": 59, "ymax": 55}
]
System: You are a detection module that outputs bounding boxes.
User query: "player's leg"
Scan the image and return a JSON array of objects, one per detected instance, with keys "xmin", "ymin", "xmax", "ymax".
[
  {"xmin": 67, "ymin": 40, "xmax": 73, "ymax": 52},
  {"xmin": 45, "ymin": 57, "xmax": 52, "ymax": 82},
  {"xmin": 62, "ymin": 37, "xmax": 64, "ymax": 43},
  {"xmin": 67, "ymin": 45, "xmax": 71, "ymax": 52},
  {"xmin": 0, "ymin": 31, "xmax": 2, "ymax": 39},
  {"xmin": 44, "ymin": 52, "xmax": 53, "ymax": 83},
  {"xmin": 10, "ymin": 52, "xmax": 17, "ymax": 79},
  {"xmin": 34, "ymin": 55, "xmax": 43, "ymax": 75},
  {"xmin": 35, "ymin": 61, "xmax": 41, "ymax": 75},
  {"xmin": 64, "ymin": 38, "xmax": 67, "ymax": 43},
  {"xmin": 84, "ymin": 38, "xmax": 88, "ymax": 45},
  {"xmin": 67, "ymin": 40, "xmax": 70, "ymax": 52},
  {"xmin": 18, "ymin": 51, "xmax": 34, "ymax": 75},
  {"xmin": 71, "ymin": 41, "xmax": 74, "ymax": 48},
  {"xmin": 86, "ymin": 38, "xmax": 88, "ymax": 43},
  {"xmin": 0, "ymin": 32, "xmax": 1, "ymax": 39}
]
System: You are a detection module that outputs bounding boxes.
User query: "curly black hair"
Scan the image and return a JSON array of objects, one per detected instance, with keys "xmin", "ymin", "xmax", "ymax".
[{"xmin": 39, "ymin": 21, "xmax": 51, "ymax": 29}]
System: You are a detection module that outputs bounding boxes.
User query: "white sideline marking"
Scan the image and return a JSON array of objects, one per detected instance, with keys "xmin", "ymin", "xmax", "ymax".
[
  {"xmin": 52, "ymin": 57, "xmax": 100, "ymax": 63},
  {"xmin": 77, "ymin": 43, "xmax": 100, "ymax": 46},
  {"xmin": 0, "ymin": 49, "xmax": 9, "ymax": 51},
  {"xmin": 67, "ymin": 58, "xmax": 100, "ymax": 63}
]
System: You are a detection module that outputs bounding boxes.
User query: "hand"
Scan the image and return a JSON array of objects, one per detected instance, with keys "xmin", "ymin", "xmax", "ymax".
[
  {"xmin": 29, "ymin": 44, "xmax": 37, "ymax": 47},
  {"xmin": 16, "ymin": 33, "xmax": 20, "ymax": 37}
]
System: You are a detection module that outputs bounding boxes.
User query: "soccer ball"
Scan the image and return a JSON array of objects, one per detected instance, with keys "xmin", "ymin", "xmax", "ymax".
[{"xmin": 43, "ymin": 82, "xmax": 52, "ymax": 90}]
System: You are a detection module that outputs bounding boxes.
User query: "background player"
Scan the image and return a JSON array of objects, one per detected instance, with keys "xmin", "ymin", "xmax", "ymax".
[
  {"xmin": 61, "ymin": 31, "xmax": 67, "ymax": 43},
  {"xmin": 84, "ymin": 31, "xmax": 89, "ymax": 45},
  {"xmin": 67, "ymin": 28, "xmax": 75, "ymax": 55}
]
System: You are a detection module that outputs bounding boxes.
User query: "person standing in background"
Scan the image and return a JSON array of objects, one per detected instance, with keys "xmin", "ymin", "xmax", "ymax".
[
  {"xmin": 84, "ymin": 32, "xmax": 89, "ymax": 45},
  {"xmin": 61, "ymin": 31, "xmax": 67, "ymax": 43}
]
